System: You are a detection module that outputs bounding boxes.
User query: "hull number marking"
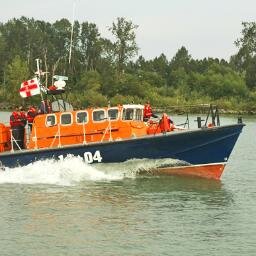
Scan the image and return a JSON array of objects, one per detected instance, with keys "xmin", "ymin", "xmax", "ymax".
[{"xmin": 84, "ymin": 150, "xmax": 102, "ymax": 163}]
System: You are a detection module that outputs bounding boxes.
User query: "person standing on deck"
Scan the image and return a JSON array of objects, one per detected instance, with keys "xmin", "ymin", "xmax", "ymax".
[
  {"xmin": 26, "ymin": 105, "xmax": 37, "ymax": 130},
  {"xmin": 9, "ymin": 106, "xmax": 27, "ymax": 149},
  {"xmin": 10, "ymin": 106, "xmax": 27, "ymax": 128},
  {"xmin": 143, "ymin": 101, "xmax": 158, "ymax": 121}
]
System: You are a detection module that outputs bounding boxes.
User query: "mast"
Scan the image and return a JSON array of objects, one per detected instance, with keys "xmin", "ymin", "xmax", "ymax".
[
  {"xmin": 35, "ymin": 59, "xmax": 44, "ymax": 101},
  {"xmin": 68, "ymin": 1, "xmax": 76, "ymax": 65},
  {"xmin": 35, "ymin": 58, "xmax": 47, "ymax": 113}
]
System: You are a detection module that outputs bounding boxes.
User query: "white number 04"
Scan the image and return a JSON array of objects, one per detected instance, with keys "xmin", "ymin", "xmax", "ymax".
[{"xmin": 84, "ymin": 150, "xmax": 103, "ymax": 164}]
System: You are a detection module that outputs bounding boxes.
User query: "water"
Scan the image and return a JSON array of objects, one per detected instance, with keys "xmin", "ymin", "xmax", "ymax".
[{"xmin": 0, "ymin": 113, "xmax": 255, "ymax": 256}]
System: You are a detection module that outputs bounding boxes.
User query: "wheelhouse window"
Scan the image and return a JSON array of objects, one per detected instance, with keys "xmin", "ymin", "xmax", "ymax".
[
  {"xmin": 122, "ymin": 108, "xmax": 143, "ymax": 121},
  {"xmin": 61, "ymin": 113, "xmax": 72, "ymax": 125},
  {"xmin": 135, "ymin": 108, "xmax": 143, "ymax": 121},
  {"xmin": 76, "ymin": 111, "xmax": 88, "ymax": 124},
  {"xmin": 93, "ymin": 110, "xmax": 106, "ymax": 122},
  {"xmin": 46, "ymin": 114, "xmax": 56, "ymax": 127},
  {"xmin": 108, "ymin": 108, "xmax": 119, "ymax": 120},
  {"xmin": 122, "ymin": 108, "xmax": 134, "ymax": 120}
]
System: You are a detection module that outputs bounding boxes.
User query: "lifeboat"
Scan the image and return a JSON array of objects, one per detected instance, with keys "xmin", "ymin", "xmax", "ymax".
[
  {"xmin": 0, "ymin": 102, "xmax": 245, "ymax": 180},
  {"xmin": 0, "ymin": 62, "xmax": 245, "ymax": 180}
]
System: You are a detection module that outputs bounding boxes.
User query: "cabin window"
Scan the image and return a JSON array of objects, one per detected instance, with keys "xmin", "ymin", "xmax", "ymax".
[
  {"xmin": 76, "ymin": 111, "xmax": 88, "ymax": 124},
  {"xmin": 108, "ymin": 108, "xmax": 119, "ymax": 120},
  {"xmin": 61, "ymin": 113, "xmax": 72, "ymax": 125},
  {"xmin": 93, "ymin": 110, "xmax": 105, "ymax": 122},
  {"xmin": 46, "ymin": 115, "xmax": 56, "ymax": 127},
  {"xmin": 135, "ymin": 109, "xmax": 143, "ymax": 121},
  {"xmin": 122, "ymin": 108, "xmax": 134, "ymax": 120}
]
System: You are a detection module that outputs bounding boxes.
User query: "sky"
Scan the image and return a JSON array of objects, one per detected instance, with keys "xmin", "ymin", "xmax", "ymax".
[{"xmin": 1, "ymin": 0, "xmax": 256, "ymax": 61}]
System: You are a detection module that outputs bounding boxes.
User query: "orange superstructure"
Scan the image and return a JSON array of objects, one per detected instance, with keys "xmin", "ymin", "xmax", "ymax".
[
  {"xmin": 27, "ymin": 104, "xmax": 152, "ymax": 150},
  {"xmin": 0, "ymin": 104, "xmax": 175, "ymax": 152},
  {"xmin": 0, "ymin": 124, "xmax": 11, "ymax": 152}
]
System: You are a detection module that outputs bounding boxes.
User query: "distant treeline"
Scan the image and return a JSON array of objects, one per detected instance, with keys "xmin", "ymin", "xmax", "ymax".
[{"xmin": 0, "ymin": 17, "xmax": 256, "ymax": 113}]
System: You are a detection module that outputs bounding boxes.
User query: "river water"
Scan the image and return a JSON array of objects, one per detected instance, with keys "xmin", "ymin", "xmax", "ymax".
[{"xmin": 0, "ymin": 113, "xmax": 255, "ymax": 256}]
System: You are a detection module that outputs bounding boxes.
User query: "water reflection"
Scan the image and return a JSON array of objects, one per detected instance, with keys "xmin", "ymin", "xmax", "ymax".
[{"xmin": 109, "ymin": 176, "xmax": 234, "ymax": 208}]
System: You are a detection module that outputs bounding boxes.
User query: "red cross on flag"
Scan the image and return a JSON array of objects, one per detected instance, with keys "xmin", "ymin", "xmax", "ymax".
[{"xmin": 19, "ymin": 78, "xmax": 40, "ymax": 98}]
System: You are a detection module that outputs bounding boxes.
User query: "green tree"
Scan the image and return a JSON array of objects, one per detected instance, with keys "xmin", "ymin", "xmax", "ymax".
[
  {"xmin": 234, "ymin": 22, "xmax": 256, "ymax": 88},
  {"xmin": 79, "ymin": 22, "xmax": 102, "ymax": 71},
  {"xmin": 244, "ymin": 56, "xmax": 256, "ymax": 88},
  {"xmin": 170, "ymin": 46, "xmax": 191, "ymax": 71},
  {"xmin": 168, "ymin": 47, "xmax": 191, "ymax": 88},
  {"xmin": 109, "ymin": 17, "xmax": 139, "ymax": 74},
  {"xmin": 235, "ymin": 22, "xmax": 256, "ymax": 57},
  {"xmin": 77, "ymin": 70, "xmax": 101, "ymax": 92},
  {"xmin": 5, "ymin": 55, "xmax": 30, "ymax": 104},
  {"xmin": 0, "ymin": 29, "xmax": 7, "ymax": 84}
]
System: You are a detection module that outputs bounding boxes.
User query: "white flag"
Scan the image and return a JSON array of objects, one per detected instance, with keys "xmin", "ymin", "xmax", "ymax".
[{"xmin": 19, "ymin": 78, "xmax": 40, "ymax": 98}]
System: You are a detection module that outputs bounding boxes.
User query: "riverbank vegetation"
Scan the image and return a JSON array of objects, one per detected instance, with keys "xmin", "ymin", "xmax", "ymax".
[{"xmin": 0, "ymin": 17, "xmax": 256, "ymax": 113}]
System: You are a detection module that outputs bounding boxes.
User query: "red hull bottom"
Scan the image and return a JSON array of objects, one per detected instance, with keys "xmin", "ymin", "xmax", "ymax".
[{"xmin": 151, "ymin": 163, "xmax": 226, "ymax": 180}]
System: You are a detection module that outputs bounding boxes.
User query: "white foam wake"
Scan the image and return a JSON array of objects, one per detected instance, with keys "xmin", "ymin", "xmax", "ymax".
[
  {"xmin": 0, "ymin": 156, "xmax": 186, "ymax": 186},
  {"xmin": 0, "ymin": 155, "xmax": 129, "ymax": 186}
]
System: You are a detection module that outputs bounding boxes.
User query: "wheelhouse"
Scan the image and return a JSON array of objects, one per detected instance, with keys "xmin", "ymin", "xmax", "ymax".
[
  {"xmin": 27, "ymin": 104, "xmax": 148, "ymax": 149},
  {"xmin": 122, "ymin": 104, "xmax": 144, "ymax": 121}
]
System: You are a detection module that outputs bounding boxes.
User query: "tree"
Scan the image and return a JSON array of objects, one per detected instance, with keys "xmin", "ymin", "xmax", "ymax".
[
  {"xmin": 235, "ymin": 22, "xmax": 256, "ymax": 57},
  {"xmin": 5, "ymin": 55, "xmax": 30, "ymax": 104},
  {"xmin": 109, "ymin": 17, "xmax": 139, "ymax": 74},
  {"xmin": 245, "ymin": 56, "xmax": 256, "ymax": 88},
  {"xmin": 152, "ymin": 54, "xmax": 169, "ymax": 80},
  {"xmin": 0, "ymin": 29, "xmax": 7, "ymax": 85},
  {"xmin": 77, "ymin": 70, "xmax": 101, "ymax": 92},
  {"xmin": 79, "ymin": 22, "xmax": 102, "ymax": 71},
  {"xmin": 168, "ymin": 47, "xmax": 191, "ymax": 87},
  {"xmin": 234, "ymin": 22, "xmax": 256, "ymax": 88},
  {"xmin": 170, "ymin": 46, "xmax": 191, "ymax": 71}
]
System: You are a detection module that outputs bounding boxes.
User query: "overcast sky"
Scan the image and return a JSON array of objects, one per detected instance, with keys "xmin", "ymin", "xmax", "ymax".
[{"xmin": 1, "ymin": 0, "xmax": 256, "ymax": 60}]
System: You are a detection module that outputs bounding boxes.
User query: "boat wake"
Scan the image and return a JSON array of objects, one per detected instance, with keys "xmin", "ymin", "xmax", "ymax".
[{"xmin": 0, "ymin": 155, "xmax": 188, "ymax": 186}]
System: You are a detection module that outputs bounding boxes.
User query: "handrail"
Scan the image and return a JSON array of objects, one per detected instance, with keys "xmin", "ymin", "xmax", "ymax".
[
  {"xmin": 204, "ymin": 104, "xmax": 220, "ymax": 127},
  {"xmin": 58, "ymin": 124, "xmax": 61, "ymax": 147},
  {"xmin": 10, "ymin": 129, "xmax": 22, "ymax": 152},
  {"xmin": 82, "ymin": 121, "xmax": 87, "ymax": 144},
  {"xmin": 49, "ymin": 124, "xmax": 62, "ymax": 148},
  {"xmin": 101, "ymin": 117, "xmax": 113, "ymax": 142},
  {"xmin": 33, "ymin": 125, "xmax": 38, "ymax": 149}
]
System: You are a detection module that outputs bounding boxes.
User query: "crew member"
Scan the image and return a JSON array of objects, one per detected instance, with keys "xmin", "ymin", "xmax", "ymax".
[
  {"xmin": 159, "ymin": 113, "xmax": 174, "ymax": 133},
  {"xmin": 18, "ymin": 106, "xmax": 27, "ymax": 127},
  {"xmin": 9, "ymin": 106, "xmax": 27, "ymax": 149},
  {"xmin": 143, "ymin": 101, "xmax": 158, "ymax": 121},
  {"xmin": 10, "ymin": 106, "xmax": 27, "ymax": 128},
  {"xmin": 10, "ymin": 106, "xmax": 20, "ymax": 128},
  {"xmin": 144, "ymin": 102, "xmax": 153, "ymax": 121},
  {"xmin": 38, "ymin": 100, "xmax": 52, "ymax": 114},
  {"xmin": 27, "ymin": 105, "xmax": 37, "ymax": 130}
]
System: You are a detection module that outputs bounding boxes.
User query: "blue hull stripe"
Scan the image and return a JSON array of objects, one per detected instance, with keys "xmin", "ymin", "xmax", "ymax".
[{"xmin": 0, "ymin": 124, "xmax": 244, "ymax": 168}]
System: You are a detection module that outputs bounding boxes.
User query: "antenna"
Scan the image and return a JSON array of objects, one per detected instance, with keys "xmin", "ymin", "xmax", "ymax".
[
  {"xmin": 68, "ymin": 1, "xmax": 76, "ymax": 65},
  {"xmin": 35, "ymin": 58, "xmax": 41, "ymax": 79},
  {"xmin": 35, "ymin": 59, "xmax": 45, "ymax": 102}
]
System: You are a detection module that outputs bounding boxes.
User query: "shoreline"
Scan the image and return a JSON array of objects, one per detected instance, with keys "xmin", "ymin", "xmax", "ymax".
[
  {"xmin": 1, "ymin": 102, "xmax": 255, "ymax": 115},
  {"xmin": 1, "ymin": 108, "xmax": 255, "ymax": 116}
]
